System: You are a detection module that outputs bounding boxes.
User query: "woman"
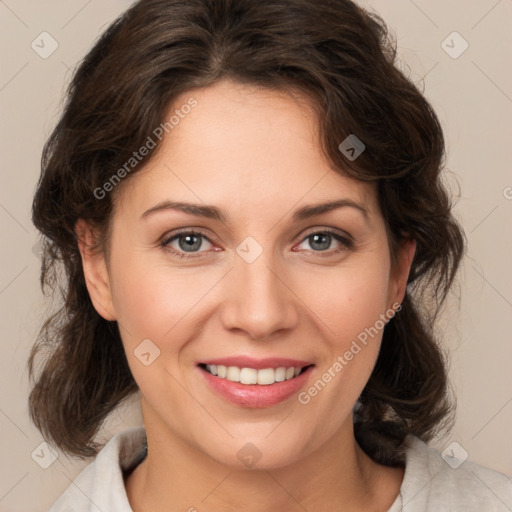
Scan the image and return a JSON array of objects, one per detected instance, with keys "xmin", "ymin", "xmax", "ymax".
[{"xmin": 29, "ymin": 0, "xmax": 512, "ymax": 510}]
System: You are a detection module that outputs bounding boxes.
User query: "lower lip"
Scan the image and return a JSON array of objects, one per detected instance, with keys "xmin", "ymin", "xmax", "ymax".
[{"xmin": 198, "ymin": 365, "xmax": 314, "ymax": 408}]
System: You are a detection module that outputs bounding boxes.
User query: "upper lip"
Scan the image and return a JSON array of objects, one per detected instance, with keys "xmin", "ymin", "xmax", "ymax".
[{"xmin": 198, "ymin": 356, "xmax": 313, "ymax": 370}]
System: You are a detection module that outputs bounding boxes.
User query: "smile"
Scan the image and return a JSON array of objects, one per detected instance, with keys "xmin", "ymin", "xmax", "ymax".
[
  {"xmin": 197, "ymin": 357, "xmax": 315, "ymax": 408},
  {"xmin": 201, "ymin": 364, "xmax": 309, "ymax": 385}
]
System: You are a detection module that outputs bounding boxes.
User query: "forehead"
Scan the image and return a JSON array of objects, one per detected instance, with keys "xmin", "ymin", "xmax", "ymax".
[{"xmin": 113, "ymin": 79, "xmax": 379, "ymax": 220}]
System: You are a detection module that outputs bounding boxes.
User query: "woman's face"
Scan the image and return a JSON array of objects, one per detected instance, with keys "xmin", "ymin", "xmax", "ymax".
[{"xmin": 81, "ymin": 79, "xmax": 414, "ymax": 469}]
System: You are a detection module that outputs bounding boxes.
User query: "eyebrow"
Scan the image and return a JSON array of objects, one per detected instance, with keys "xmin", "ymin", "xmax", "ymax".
[{"xmin": 141, "ymin": 198, "xmax": 368, "ymax": 223}]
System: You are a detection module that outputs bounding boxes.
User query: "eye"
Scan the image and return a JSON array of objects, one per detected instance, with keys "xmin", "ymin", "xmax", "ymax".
[
  {"xmin": 295, "ymin": 230, "xmax": 353, "ymax": 254},
  {"xmin": 162, "ymin": 230, "xmax": 214, "ymax": 258},
  {"xmin": 161, "ymin": 228, "xmax": 353, "ymax": 260}
]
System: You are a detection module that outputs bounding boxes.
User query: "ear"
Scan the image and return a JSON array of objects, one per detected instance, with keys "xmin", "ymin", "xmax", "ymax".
[
  {"xmin": 388, "ymin": 237, "xmax": 416, "ymax": 308},
  {"xmin": 75, "ymin": 219, "xmax": 116, "ymax": 321}
]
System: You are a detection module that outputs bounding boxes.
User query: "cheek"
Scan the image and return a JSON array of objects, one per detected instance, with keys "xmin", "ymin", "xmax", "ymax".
[
  {"xmin": 108, "ymin": 249, "xmax": 224, "ymax": 354},
  {"xmin": 299, "ymin": 255, "xmax": 391, "ymax": 345},
  {"xmin": 293, "ymin": 248, "xmax": 392, "ymax": 409},
  {"xmin": 292, "ymin": 269, "xmax": 391, "ymax": 445},
  {"xmin": 107, "ymin": 255, "xmax": 196, "ymax": 399},
  {"xmin": 107, "ymin": 249, "xmax": 186, "ymax": 348}
]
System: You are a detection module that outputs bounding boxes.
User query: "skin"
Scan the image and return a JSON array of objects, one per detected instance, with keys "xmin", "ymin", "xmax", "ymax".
[{"xmin": 77, "ymin": 79, "xmax": 416, "ymax": 512}]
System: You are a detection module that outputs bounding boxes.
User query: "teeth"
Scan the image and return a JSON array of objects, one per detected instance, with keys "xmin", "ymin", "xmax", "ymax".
[
  {"xmin": 240, "ymin": 367, "xmax": 258, "ymax": 384},
  {"xmin": 275, "ymin": 367, "xmax": 286, "ymax": 382},
  {"xmin": 256, "ymin": 368, "xmax": 274, "ymax": 385},
  {"xmin": 226, "ymin": 366, "xmax": 240, "ymax": 382},
  {"xmin": 204, "ymin": 365, "xmax": 305, "ymax": 385}
]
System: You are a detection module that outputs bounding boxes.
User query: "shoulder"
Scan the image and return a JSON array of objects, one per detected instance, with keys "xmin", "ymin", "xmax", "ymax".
[
  {"xmin": 395, "ymin": 434, "xmax": 512, "ymax": 511},
  {"xmin": 47, "ymin": 426, "xmax": 147, "ymax": 512}
]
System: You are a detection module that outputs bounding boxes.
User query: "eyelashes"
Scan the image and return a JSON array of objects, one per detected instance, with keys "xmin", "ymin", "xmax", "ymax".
[
  {"xmin": 294, "ymin": 230, "xmax": 354, "ymax": 253},
  {"xmin": 161, "ymin": 228, "xmax": 354, "ymax": 260},
  {"xmin": 162, "ymin": 231, "xmax": 213, "ymax": 257}
]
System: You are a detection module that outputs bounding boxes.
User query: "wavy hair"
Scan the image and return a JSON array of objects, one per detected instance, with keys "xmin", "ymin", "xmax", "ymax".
[{"xmin": 29, "ymin": 0, "xmax": 465, "ymax": 463}]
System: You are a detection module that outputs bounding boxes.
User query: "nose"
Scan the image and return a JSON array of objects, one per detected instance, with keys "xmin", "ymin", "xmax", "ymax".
[{"xmin": 219, "ymin": 253, "xmax": 300, "ymax": 341}]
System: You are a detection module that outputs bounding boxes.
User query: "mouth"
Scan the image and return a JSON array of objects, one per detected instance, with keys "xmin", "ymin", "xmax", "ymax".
[
  {"xmin": 196, "ymin": 357, "xmax": 315, "ymax": 408},
  {"xmin": 199, "ymin": 363, "xmax": 313, "ymax": 385}
]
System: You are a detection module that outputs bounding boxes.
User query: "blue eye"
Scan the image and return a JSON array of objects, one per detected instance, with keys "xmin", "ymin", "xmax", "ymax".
[
  {"xmin": 306, "ymin": 232, "xmax": 333, "ymax": 251},
  {"xmin": 296, "ymin": 230, "xmax": 353, "ymax": 253},
  {"xmin": 162, "ymin": 231, "xmax": 213, "ymax": 258},
  {"xmin": 161, "ymin": 228, "xmax": 353, "ymax": 261}
]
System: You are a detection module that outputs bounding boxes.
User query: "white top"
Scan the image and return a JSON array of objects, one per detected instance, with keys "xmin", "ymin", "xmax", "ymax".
[{"xmin": 48, "ymin": 426, "xmax": 512, "ymax": 511}]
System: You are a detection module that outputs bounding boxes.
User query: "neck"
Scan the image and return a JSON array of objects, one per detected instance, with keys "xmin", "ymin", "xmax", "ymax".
[{"xmin": 125, "ymin": 415, "xmax": 403, "ymax": 512}]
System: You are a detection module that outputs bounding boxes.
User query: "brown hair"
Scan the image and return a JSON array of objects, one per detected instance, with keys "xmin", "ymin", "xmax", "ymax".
[{"xmin": 29, "ymin": 0, "xmax": 465, "ymax": 464}]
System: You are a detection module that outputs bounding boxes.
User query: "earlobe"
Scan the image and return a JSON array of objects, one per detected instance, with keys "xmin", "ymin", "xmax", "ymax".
[
  {"xmin": 75, "ymin": 219, "xmax": 116, "ymax": 321},
  {"xmin": 390, "ymin": 238, "xmax": 416, "ymax": 307}
]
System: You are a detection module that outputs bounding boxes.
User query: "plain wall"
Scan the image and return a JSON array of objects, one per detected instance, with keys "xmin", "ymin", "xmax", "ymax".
[{"xmin": 0, "ymin": 1, "xmax": 511, "ymax": 510}]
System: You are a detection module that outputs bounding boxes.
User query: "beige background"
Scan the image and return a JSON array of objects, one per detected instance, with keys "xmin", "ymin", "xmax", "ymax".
[{"xmin": 1, "ymin": 1, "xmax": 511, "ymax": 510}]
